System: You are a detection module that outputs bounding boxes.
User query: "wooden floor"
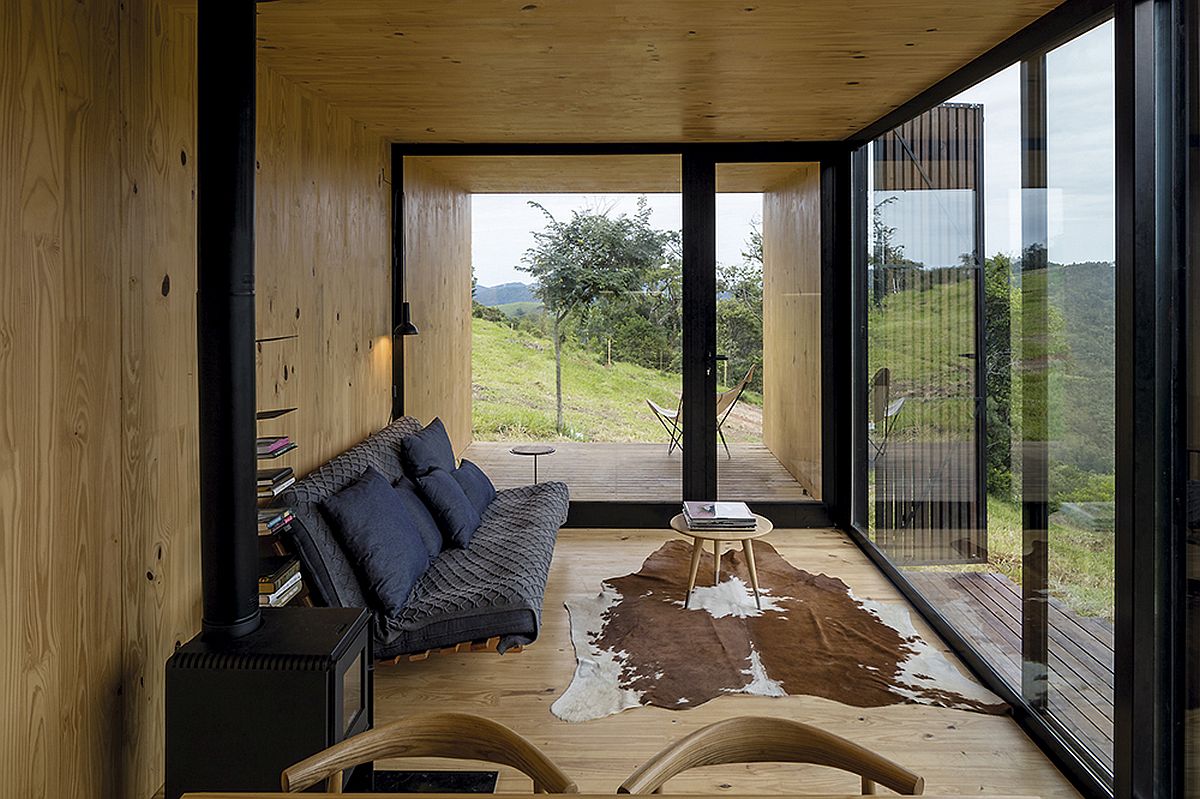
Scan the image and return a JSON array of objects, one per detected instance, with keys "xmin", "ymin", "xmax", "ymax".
[
  {"xmin": 907, "ymin": 571, "xmax": 1114, "ymax": 767},
  {"xmin": 463, "ymin": 441, "xmax": 812, "ymax": 502},
  {"xmin": 374, "ymin": 528, "xmax": 1079, "ymax": 797}
]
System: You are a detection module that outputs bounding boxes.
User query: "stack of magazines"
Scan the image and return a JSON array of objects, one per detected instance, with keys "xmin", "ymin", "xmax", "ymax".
[{"xmin": 682, "ymin": 500, "xmax": 756, "ymax": 531}]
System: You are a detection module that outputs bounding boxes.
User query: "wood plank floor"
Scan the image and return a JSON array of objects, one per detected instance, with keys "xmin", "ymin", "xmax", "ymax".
[
  {"xmin": 374, "ymin": 528, "xmax": 1080, "ymax": 797},
  {"xmin": 463, "ymin": 441, "xmax": 812, "ymax": 502},
  {"xmin": 907, "ymin": 571, "xmax": 1114, "ymax": 767}
]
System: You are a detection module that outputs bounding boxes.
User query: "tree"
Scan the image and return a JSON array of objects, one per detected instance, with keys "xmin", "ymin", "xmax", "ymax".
[
  {"xmin": 519, "ymin": 198, "xmax": 677, "ymax": 432},
  {"xmin": 717, "ymin": 218, "xmax": 764, "ymax": 392}
]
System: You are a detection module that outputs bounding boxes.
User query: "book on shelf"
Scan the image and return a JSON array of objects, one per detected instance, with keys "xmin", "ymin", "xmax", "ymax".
[
  {"xmin": 682, "ymin": 500, "xmax": 756, "ymax": 530},
  {"xmin": 257, "ymin": 508, "xmax": 295, "ymax": 536},
  {"xmin": 256, "ymin": 435, "xmax": 292, "ymax": 456},
  {"xmin": 257, "ymin": 477, "xmax": 295, "ymax": 499},
  {"xmin": 256, "ymin": 436, "xmax": 297, "ymax": 459},
  {"xmin": 258, "ymin": 555, "xmax": 301, "ymax": 594},
  {"xmin": 259, "ymin": 571, "xmax": 302, "ymax": 607},
  {"xmin": 257, "ymin": 466, "xmax": 295, "ymax": 498}
]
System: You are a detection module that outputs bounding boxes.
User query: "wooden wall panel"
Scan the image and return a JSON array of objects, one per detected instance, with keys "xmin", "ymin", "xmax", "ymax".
[
  {"xmin": 117, "ymin": 4, "xmax": 392, "ymax": 797},
  {"xmin": 402, "ymin": 159, "xmax": 473, "ymax": 455},
  {"xmin": 0, "ymin": 3, "xmax": 124, "ymax": 799},
  {"xmin": 254, "ymin": 66, "xmax": 393, "ymax": 477},
  {"xmin": 118, "ymin": 2, "xmax": 201, "ymax": 796},
  {"xmin": 762, "ymin": 164, "xmax": 823, "ymax": 499}
]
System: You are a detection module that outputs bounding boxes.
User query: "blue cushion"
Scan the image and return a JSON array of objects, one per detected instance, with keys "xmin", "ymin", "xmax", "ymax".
[
  {"xmin": 415, "ymin": 467, "xmax": 482, "ymax": 549},
  {"xmin": 322, "ymin": 466, "xmax": 431, "ymax": 616},
  {"xmin": 400, "ymin": 417, "xmax": 456, "ymax": 477},
  {"xmin": 453, "ymin": 459, "xmax": 496, "ymax": 516},
  {"xmin": 394, "ymin": 476, "xmax": 443, "ymax": 558}
]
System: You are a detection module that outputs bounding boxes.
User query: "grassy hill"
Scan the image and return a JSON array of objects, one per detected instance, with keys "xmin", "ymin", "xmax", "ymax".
[
  {"xmin": 493, "ymin": 300, "xmax": 542, "ymax": 319},
  {"xmin": 472, "ymin": 317, "xmax": 760, "ymax": 442},
  {"xmin": 474, "ymin": 281, "xmax": 535, "ymax": 306}
]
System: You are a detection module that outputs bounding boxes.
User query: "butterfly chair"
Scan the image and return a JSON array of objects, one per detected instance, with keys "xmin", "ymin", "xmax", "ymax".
[
  {"xmin": 868, "ymin": 367, "xmax": 905, "ymax": 461},
  {"xmin": 646, "ymin": 365, "xmax": 757, "ymax": 459},
  {"xmin": 618, "ymin": 716, "xmax": 924, "ymax": 796},
  {"xmin": 280, "ymin": 712, "xmax": 578, "ymax": 793}
]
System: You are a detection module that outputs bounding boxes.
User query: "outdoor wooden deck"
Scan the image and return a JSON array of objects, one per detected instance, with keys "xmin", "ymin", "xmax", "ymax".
[
  {"xmin": 463, "ymin": 441, "xmax": 812, "ymax": 502},
  {"xmin": 907, "ymin": 570, "xmax": 1114, "ymax": 767}
]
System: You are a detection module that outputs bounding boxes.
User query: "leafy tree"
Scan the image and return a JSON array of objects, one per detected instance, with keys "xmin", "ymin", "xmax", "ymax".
[
  {"xmin": 519, "ymin": 198, "xmax": 677, "ymax": 432},
  {"xmin": 717, "ymin": 218, "xmax": 764, "ymax": 392}
]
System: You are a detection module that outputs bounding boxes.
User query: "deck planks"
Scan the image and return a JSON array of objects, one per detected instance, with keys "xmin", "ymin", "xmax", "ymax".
[
  {"xmin": 463, "ymin": 441, "xmax": 811, "ymax": 502},
  {"xmin": 374, "ymin": 528, "xmax": 1080, "ymax": 797},
  {"xmin": 906, "ymin": 570, "xmax": 1114, "ymax": 767}
]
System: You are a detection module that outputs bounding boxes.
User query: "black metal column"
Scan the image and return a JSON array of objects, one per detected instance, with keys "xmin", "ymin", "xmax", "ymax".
[
  {"xmin": 681, "ymin": 151, "xmax": 717, "ymax": 501},
  {"xmin": 849, "ymin": 145, "xmax": 871, "ymax": 528},
  {"xmin": 196, "ymin": 0, "xmax": 261, "ymax": 639},
  {"xmin": 1019, "ymin": 52, "xmax": 1050, "ymax": 710},
  {"xmin": 1114, "ymin": 0, "xmax": 1186, "ymax": 795},
  {"xmin": 391, "ymin": 146, "xmax": 406, "ymax": 420},
  {"xmin": 821, "ymin": 150, "xmax": 855, "ymax": 526}
]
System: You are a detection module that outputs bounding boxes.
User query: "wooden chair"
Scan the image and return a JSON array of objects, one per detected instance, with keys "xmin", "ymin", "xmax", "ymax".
[
  {"xmin": 281, "ymin": 712, "xmax": 578, "ymax": 793},
  {"xmin": 646, "ymin": 365, "xmax": 757, "ymax": 459},
  {"xmin": 617, "ymin": 716, "xmax": 924, "ymax": 795}
]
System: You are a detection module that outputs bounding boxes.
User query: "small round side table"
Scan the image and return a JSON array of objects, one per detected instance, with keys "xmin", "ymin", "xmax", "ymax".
[
  {"xmin": 509, "ymin": 444, "xmax": 556, "ymax": 483},
  {"xmin": 670, "ymin": 513, "xmax": 773, "ymax": 609}
]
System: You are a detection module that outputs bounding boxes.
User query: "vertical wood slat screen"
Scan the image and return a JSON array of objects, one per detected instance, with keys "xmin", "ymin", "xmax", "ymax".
[{"xmin": 870, "ymin": 103, "xmax": 986, "ymax": 566}]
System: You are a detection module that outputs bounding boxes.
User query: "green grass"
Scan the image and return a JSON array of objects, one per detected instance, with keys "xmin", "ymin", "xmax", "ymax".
[
  {"xmin": 473, "ymin": 317, "xmax": 682, "ymax": 442},
  {"xmin": 492, "ymin": 300, "xmax": 543, "ymax": 319}
]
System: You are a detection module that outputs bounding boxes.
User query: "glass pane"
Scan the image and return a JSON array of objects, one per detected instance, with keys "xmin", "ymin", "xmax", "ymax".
[
  {"xmin": 862, "ymin": 18, "xmax": 1115, "ymax": 780},
  {"xmin": 428, "ymin": 156, "xmax": 685, "ymax": 502},
  {"xmin": 714, "ymin": 164, "xmax": 821, "ymax": 503}
]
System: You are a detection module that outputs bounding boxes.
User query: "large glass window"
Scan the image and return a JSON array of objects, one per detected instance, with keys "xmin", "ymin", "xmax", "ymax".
[{"xmin": 861, "ymin": 19, "xmax": 1115, "ymax": 779}]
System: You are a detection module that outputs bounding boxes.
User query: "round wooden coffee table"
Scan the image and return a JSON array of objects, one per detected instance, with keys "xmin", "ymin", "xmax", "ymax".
[
  {"xmin": 509, "ymin": 444, "xmax": 555, "ymax": 483},
  {"xmin": 670, "ymin": 513, "xmax": 773, "ymax": 609}
]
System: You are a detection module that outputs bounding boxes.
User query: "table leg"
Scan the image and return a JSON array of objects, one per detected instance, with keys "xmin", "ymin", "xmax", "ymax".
[
  {"xmin": 743, "ymin": 539, "xmax": 761, "ymax": 609},
  {"xmin": 685, "ymin": 538, "xmax": 703, "ymax": 608},
  {"xmin": 713, "ymin": 540, "xmax": 721, "ymax": 585}
]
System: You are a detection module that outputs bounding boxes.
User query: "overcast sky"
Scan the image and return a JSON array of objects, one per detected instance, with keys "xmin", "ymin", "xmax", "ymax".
[
  {"xmin": 878, "ymin": 19, "xmax": 1114, "ymax": 267},
  {"xmin": 471, "ymin": 20, "xmax": 1114, "ymax": 287},
  {"xmin": 472, "ymin": 193, "xmax": 762, "ymax": 287}
]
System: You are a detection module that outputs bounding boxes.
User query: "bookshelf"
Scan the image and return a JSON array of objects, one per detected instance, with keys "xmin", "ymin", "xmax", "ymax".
[{"xmin": 256, "ymin": 334, "xmax": 309, "ymax": 608}]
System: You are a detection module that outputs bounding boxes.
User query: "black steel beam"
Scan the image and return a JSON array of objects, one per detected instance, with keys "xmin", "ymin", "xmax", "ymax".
[
  {"xmin": 1019, "ymin": 53, "xmax": 1050, "ymax": 711},
  {"xmin": 820, "ymin": 152, "xmax": 854, "ymax": 526},
  {"xmin": 1113, "ymin": 0, "xmax": 1186, "ymax": 796},
  {"xmin": 681, "ymin": 152, "xmax": 718, "ymax": 500},
  {"xmin": 196, "ymin": 0, "xmax": 261, "ymax": 639},
  {"xmin": 849, "ymin": 0, "xmax": 1114, "ymax": 144},
  {"xmin": 849, "ymin": 146, "xmax": 871, "ymax": 528},
  {"xmin": 393, "ymin": 141, "xmax": 844, "ymax": 162},
  {"xmin": 564, "ymin": 501, "xmax": 833, "ymax": 530}
]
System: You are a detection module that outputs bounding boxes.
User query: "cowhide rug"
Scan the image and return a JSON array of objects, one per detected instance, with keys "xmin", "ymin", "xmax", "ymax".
[{"xmin": 551, "ymin": 539, "xmax": 1006, "ymax": 722}]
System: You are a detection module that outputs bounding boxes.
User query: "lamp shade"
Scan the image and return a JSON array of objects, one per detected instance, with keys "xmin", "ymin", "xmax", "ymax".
[{"xmin": 394, "ymin": 301, "xmax": 419, "ymax": 336}]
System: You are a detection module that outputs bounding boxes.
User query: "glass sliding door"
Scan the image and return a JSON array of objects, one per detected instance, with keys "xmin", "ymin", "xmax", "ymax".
[
  {"xmin": 713, "ymin": 163, "xmax": 823, "ymax": 504},
  {"xmin": 858, "ymin": 17, "xmax": 1116, "ymax": 782}
]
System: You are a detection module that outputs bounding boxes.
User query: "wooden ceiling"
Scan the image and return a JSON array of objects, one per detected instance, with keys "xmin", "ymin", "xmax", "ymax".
[
  {"xmin": 408, "ymin": 156, "xmax": 812, "ymax": 193},
  {"xmin": 255, "ymin": 1, "xmax": 1064, "ymax": 143}
]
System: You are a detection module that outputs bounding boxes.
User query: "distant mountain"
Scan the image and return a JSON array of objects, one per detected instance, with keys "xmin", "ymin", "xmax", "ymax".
[{"xmin": 475, "ymin": 281, "xmax": 535, "ymax": 306}]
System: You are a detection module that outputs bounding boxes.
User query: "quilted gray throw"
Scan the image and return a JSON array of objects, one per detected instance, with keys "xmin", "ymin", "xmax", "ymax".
[{"xmin": 552, "ymin": 539, "xmax": 1007, "ymax": 722}]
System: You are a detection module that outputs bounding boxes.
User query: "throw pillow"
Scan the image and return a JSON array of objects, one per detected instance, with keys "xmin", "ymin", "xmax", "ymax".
[
  {"xmin": 322, "ymin": 466, "xmax": 431, "ymax": 616},
  {"xmin": 393, "ymin": 476, "xmax": 443, "ymax": 558},
  {"xmin": 399, "ymin": 417, "xmax": 456, "ymax": 477},
  {"xmin": 415, "ymin": 467, "xmax": 482, "ymax": 549},
  {"xmin": 453, "ymin": 459, "xmax": 496, "ymax": 516}
]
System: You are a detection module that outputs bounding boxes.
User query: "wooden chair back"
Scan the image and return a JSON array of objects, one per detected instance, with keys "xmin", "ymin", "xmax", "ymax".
[
  {"xmin": 617, "ymin": 716, "xmax": 924, "ymax": 795},
  {"xmin": 281, "ymin": 712, "xmax": 578, "ymax": 793}
]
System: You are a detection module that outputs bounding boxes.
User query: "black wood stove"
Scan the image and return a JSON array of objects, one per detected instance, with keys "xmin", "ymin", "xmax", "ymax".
[{"xmin": 165, "ymin": 607, "xmax": 373, "ymax": 799}]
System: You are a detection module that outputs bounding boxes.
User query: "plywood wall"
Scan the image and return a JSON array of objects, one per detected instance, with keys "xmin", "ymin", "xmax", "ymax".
[
  {"xmin": 254, "ymin": 66, "xmax": 393, "ymax": 475},
  {"xmin": 2, "ymin": 2, "xmax": 393, "ymax": 798},
  {"xmin": 0, "ymin": 4, "xmax": 125, "ymax": 799},
  {"xmin": 402, "ymin": 158, "xmax": 473, "ymax": 454},
  {"xmin": 762, "ymin": 165, "xmax": 823, "ymax": 498}
]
